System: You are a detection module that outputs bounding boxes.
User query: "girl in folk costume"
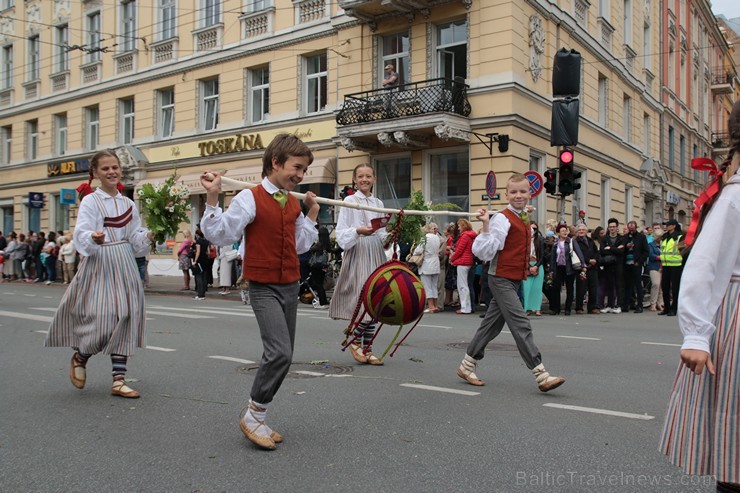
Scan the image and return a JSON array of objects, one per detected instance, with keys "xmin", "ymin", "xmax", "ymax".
[
  {"xmin": 659, "ymin": 101, "xmax": 740, "ymax": 493},
  {"xmin": 329, "ymin": 164, "xmax": 388, "ymax": 366},
  {"xmin": 45, "ymin": 150, "xmax": 152, "ymax": 399}
]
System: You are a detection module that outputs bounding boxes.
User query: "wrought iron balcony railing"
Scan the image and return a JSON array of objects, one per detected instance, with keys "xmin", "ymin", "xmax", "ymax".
[
  {"xmin": 336, "ymin": 78, "xmax": 471, "ymax": 126},
  {"xmin": 711, "ymin": 132, "xmax": 730, "ymax": 149},
  {"xmin": 711, "ymin": 69, "xmax": 734, "ymax": 86}
]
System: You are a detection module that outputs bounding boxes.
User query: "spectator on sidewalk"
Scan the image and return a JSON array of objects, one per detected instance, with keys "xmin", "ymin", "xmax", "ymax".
[
  {"xmin": 623, "ymin": 220, "xmax": 649, "ymax": 313},
  {"xmin": 59, "ymin": 236, "xmax": 77, "ymax": 284},
  {"xmin": 647, "ymin": 227, "xmax": 663, "ymax": 312},
  {"xmin": 599, "ymin": 218, "xmax": 626, "ymax": 314},
  {"xmin": 574, "ymin": 224, "xmax": 600, "ymax": 314},
  {"xmin": 659, "ymin": 219, "xmax": 684, "ymax": 316},
  {"xmin": 177, "ymin": 230, "xmax": 194, "ymax": 291}
]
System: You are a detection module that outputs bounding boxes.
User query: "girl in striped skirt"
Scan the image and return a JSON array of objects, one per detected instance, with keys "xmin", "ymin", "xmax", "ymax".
[
  {"xmin": 660, "ymin": 101, "xmax": 740, "ymax": 492},
  {"xmin": 45, "ymin": 150, "xmax": 152, "ymax": 399},
  {"xmin": 329, "ymin": 164, "xmax": 388, "ymax": 366}
]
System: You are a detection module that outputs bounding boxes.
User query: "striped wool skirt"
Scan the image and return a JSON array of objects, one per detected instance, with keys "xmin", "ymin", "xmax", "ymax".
[
  {"xmin": 45, "ymin": 241, "xmax": 146, "ymax": 356},
  {"xmin": 659, "ymin": 276, "xmax": 740, "ymax": 483},
  {"xmin": 329, "ymin": 235, "xmax": 386, "ymax": 321}
]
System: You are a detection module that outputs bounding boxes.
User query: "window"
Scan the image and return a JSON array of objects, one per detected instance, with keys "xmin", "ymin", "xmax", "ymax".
[
  {"xmin": 120, "ymin": 98, "xmax": 135, "ymax": 144},
  {"xmin": 159, "ymin": 88, "xmax": 175, "ymax": 138},
  {"xmin": 249, "ymin": 0, "xmax": 270, "ymax": 11},
  {"xmin": 374, "ymin": 156, "xmax": 411, "ymax": 211},
  {"xmin": 159, "ymin": 0, "xmax": 176, "ymax": 40},
  {"xmin": 121, "ymin": 0, "xmax": 137, "ymax": 52},
  {"xmin": 86, "ymin": 12, "xmax": 101, "ymax": 63},
  {"xmin": 0, "ymin": 0, "xmax": 14, "ymax": 10},
  {"xmin": 679, "ymin": 135, "xmax": 685, "ymax": 175},
  {"xmin": 623, "ymin": 95, "xmax": 631, "ymax": 142},
  {"xmin": 668, "ymin": 126, "xmax": 674, "ymax": 170},
  {"xmin": 53, "ymin": 194, "xmax": 70, "ymax": 232},
  {"xmin": 427, "ymin": 150, "xmax": 470, "ymax": 227},
  {"xmin": 693, "ymin": 144, "xmax": 699, "ymax": 182},
  {"xmin": 623, "ymin": 0, "xmax": 632, "ymax": 46},
  {"xmin": 1, "ymin": 44, "xmax": 11, "ymax": 89},
  {"xmin": 86, "ymin": 106, "xmax": 99, "ymax": 151},
  {"xmin": 27, "ymin": 36, "xmax": 39, "ymax": 81},
  {"xmin": 203, "ymin": 0, "xmax": 221, "ymax": 27},
  {"xmin": 26, "ymin": 119, "xmax": 37, "ymax": 160},
  {"xmin": 305, "ymin": 53, "xmax": 327, "ymax": 114},
  {"xmin": 599, "ymin": 0, "xmax": 610, "ymax": 20},
  {"xmin": 643, "ymin": 113, "xmax": 651, "ymax": 154},
  {"xmin": 598, "ymin": 74, "xmax": 608, "ymax": 127},
  {"xmin": 54, "ymin": 113, "xmax": 67, "ymax": 156},
  {"xmin": 668, "ymin": 43, "xmax": 674, "ymax": 91},
  {"xmin": 380, "ymin": 32, "xmax": 409, "ymax": 87},
  {"xmin": 601, "ymin": 176, "xmax": 611, "ymax": 226},
  {"xmin": 249, "ymin": 66, "xmax": 269, "ymax": 123},
  {"xmin": 1, "ymin": 125, "xmax": 10, "ymax": 164},
  {"xmin": 643, "ymin": 22, "xmax": 651, "ymax": 68},
  {"xmin": 436, "ymin": 19, "xmax": 467, "ymax": 80},
  {"xmin": 625, "ymin": 185, "xmax": 633, "ymax": 221},
  {"xmin": 55, "ymin": 24, "xmax": 69, "ymax": 72},
  {"xmin": 201, "ymin": 79, "xmax": 219, "ymax": 131}
]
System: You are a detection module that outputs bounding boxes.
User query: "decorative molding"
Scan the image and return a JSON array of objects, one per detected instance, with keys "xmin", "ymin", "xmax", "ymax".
[
  {"xmin": 338, "ymin": 136, "xmax": 377, "ymax": 152},
  {"xmin": 0, "ymin": 14, "xmax": 14, "ymax": 40},
  {"xmin": 393, "ymin": 131, "xmax": 430, "ymax": 148},
  {"xmin": 377, "ymin": 131, "xmax": 394, "ymax": 147},
  {"xmin": 528, "ymin": 15, "xmax": 545, "ymax": 83},
  {"xmin": 53, "ymin": 0, "xmax": 70, "ymax": 24},
  {"xmin": 435, "ymin": 124, "xmax": 470, "ymax": 142},
  {"xmin": 26, "ymin": 1, "xmax": 41, "ymax": 35}
]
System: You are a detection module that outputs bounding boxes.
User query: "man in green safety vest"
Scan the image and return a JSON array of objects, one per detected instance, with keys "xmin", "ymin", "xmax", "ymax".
[{"xmin": 659, "ymin": 219, "xmax": 683, "ymax": 316}]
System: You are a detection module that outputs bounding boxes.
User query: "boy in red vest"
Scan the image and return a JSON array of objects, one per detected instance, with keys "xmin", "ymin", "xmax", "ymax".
[
  {"xmin": 200, "ymin": 134, "xmax": 319, "ymax": 450},
  {"xmin": 456, "ymin": 174, "xmax": 565, "ymax": 392}
]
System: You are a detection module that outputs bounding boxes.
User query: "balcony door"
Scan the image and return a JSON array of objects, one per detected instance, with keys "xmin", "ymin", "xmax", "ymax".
[{"xmin": 435, "ymin": 19, "xmax": 467, "ymax": 81}]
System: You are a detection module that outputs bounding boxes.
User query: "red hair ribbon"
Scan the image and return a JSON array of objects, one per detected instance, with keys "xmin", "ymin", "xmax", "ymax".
[
  {"xmin": 684, "ymin": 157, "xmax": 724, "ymax": 246},
  {"xmin": 76, "ymin": 182, "xmax": 93, "ymax": 199},
  {"xmin": 117, "ymin": 182, "xmax": 125, "ymax": 192}
]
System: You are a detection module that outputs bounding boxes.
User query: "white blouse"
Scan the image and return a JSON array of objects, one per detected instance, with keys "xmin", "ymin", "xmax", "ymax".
[
  {"xmin": 200, "ymin": 177, "xmax": 317, "ymax": 255},
  {"xmin": 471, "ymin": 206, "xmax": 522, "ymax": 261},
  {"xmin": 413, "ymin": 233, "xmax": 441, "ymax": 275},
  {"xmin": 678, "ymin": 170, "xmax": 740, "ymax": 353},
  {"xmin": 334, "ymin": 191, "xmax": 388, "ymax": 251},
  {"xmin": 73, "ymin": 188, "xmax": 150, "ymax": 258}
]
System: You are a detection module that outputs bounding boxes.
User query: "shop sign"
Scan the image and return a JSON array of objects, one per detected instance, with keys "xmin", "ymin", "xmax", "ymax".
[
  {"xmin": 666, "ymin": 191, "xmax": 681, "ymax": 205},
  {"xmin": 28, "ymin": 192, "xmax": 45, "ymax": 208},
  {"xmin": 59, "ymin": 188, "xmax": 77, "ymax": 205},
  {"xmin": 197, "ymin": 133, "xmax": 264, "ymax": 157},
  {"xmin": 47, "ymin": 158, "xmax": 91, "ymax": 177}
]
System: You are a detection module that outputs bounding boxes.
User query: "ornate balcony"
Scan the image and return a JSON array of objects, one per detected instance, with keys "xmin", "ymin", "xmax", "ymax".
[
  {"xmin": 710, "ymin": 69, "xmax": 735, "ymax": 94},
  {"xmin": 336, "ymin": 78, "xmax": 472, "ymax": 151},
  {"xmin": 339, "ymin": 0, "xmax": 471, "ymax": 30},
  {"xmin": 711, "ymin": 132, "xmax": 731, "ymax": 160}
]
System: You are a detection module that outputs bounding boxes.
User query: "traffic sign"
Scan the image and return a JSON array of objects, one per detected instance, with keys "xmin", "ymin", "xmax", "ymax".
[
  {"xmin": 485, "ymin": 170, "xmax": 497, "ymax": 199},
  {"xmin": 481, "ymin": 194, "xmax": 500, "ymax": 200},
  {"xmin": 524, "ymin": 170, "xmax": 544, "ymax": 198}
]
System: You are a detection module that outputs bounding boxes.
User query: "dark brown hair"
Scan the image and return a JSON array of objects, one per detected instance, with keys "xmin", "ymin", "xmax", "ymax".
[{"xmin": 261, "ymin": 134, "xmax": 314, "ymax": 178}]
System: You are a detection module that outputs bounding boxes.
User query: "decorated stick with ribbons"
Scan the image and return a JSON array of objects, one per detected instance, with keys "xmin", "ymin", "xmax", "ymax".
[{"xmin": 205, "ymin": 173, "xmax": 494, "ymax": 218}]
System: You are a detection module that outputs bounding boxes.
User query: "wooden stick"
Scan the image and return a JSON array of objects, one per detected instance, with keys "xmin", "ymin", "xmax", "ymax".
[{"xmin": 216, "ymin": 175, "xmax": 491, "ymax": 218}]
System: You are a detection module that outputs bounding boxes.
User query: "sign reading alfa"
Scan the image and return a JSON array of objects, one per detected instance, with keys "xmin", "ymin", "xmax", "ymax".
[
  {"xmin": 47, "ymin": 158, "xmax": 91, "ymax": 177},
  {"xmin": 198, "ymin": 133, "xmax": 265, "ymax": 157}
]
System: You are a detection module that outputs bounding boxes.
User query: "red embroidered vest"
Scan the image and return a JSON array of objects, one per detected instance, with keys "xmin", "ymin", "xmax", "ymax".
[{"xmin": 489, "ymin": 208, "xmax": 531, "ymax": 281}]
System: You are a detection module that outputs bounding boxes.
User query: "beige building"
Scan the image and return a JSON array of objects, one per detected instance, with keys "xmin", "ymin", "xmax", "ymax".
[{"xmin": 0, "ymin": 0, "xmax": 735, "ymax": 271}]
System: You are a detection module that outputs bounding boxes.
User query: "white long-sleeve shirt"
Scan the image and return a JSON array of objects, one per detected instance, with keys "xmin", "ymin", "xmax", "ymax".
[
  {"xmin": 200, "ymin": 177, "xmax": 317, "ymax": 255},
  {"xmin": 471, "ymin": 206, "xmax": 525, "ymax": 261},
  {"xmin": 73, "ymin": 188, "xmax": 150, "ymax": 257},
  {"xmin": 678, "ymin": 170, "xmax": 740, "ymax": 353},
  {"xmin": 334, "ymin": 191, "xmax": 388, "ymax": 251}
]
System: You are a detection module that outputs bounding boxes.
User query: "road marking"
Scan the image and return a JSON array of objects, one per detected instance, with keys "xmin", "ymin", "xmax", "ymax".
[
  {"xmin": 416, "ymin": 324, "xmax": 452, "ymax": 329},
  {"xmin": 146, "ymin": 345, "xmax": 177, "ymax": 352},
  {"xmin": 310, "ymin": 316, "xmax": 329, "ymax": 320},
  {"xmin": 31, "ymin": 307, "xmax": 55, "ymax": 312},
  {"xmin": 543, "ymin": 403, "xmax": 655, "ymax": 420},
  {"xmin": 23, "ymin": 294, "xmax": 36, "ymax": 297},
  {"xmin": 0, "ymin": 310, "xmax": 52, "ymax": 322},
  {"xmin": 147, "ymin": 306, "xmax": 255, "ymax": 318},
  {"xmin": 208, "ymin": 355, "xmax": 256, "ymax": 365},
  {"xmin": 641, "ymin": 341, "xmax": 681, "ymax": 347},
  {"xmin": 293, "ymin": 370, "xmax": 325, "ymax": 376},
  {"xmin": 400, "ymin": 383, "xmax": 480, "ymax": 396},
  {"xmin": 3, "ymin": 291, "xmax": 15, "ymax": 295},
  {"xmin": 556, "ymin": 335, "xmax": 601, "ymax": 341},
  {"xmin": 35, "ymin": 330, "xmax": 47, "ymax": 334},
  {"xmin": 146, "ymin": 310, "xmax": 214, "ymax": 319}
]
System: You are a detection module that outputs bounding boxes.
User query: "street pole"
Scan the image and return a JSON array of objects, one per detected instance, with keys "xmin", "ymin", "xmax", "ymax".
[{"xmin": 559, "ymin": 193, "xmax": 566, "ymax": 224}]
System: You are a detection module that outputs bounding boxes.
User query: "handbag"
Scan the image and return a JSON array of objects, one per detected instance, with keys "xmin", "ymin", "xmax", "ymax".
[
  {"xmin": 569, "ymin": 247, "xmax": 582, "ymax": 270},
  {"xmin": 408, "ymin": 253, "xmax": 424, "ymax": 266}
]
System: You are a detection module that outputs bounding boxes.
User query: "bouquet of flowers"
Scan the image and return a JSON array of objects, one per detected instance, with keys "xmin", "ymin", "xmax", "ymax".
[
  {"xmin": 137, "ymin": 173, "xmax": 191, "ymax": 252},
  {"xmin": 385, "ymin": 190, "xmax": 461, "ymax": 246}
]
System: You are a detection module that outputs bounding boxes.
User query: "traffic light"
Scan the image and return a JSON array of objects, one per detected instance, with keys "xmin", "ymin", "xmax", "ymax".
[
  {"xmin": 558, "ymin": 148, "xmax": 579, "ymax": 196},
  {"xmin": 544, "ymin": 169, "xmax": 558, "ymax": 195}
]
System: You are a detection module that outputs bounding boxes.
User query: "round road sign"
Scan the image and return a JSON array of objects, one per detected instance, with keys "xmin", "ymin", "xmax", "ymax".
[{"xmin": 524, "ymin": 170, "xmax": 544, "ymax": 198}]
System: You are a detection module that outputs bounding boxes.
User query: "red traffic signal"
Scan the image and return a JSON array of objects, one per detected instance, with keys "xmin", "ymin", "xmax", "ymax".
[
  {"xmin": 544, "ymin": 169, "xmax": 558, "ymax": 195},
  {"xmin": 559, "ymin": 149, "xmax": 574, "ymax": 165}
]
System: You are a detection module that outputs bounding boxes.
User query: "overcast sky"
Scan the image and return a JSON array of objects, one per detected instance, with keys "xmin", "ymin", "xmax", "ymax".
[{"xmin": 711, "ymin": 0, "xmax": 740, "ymax": 19}]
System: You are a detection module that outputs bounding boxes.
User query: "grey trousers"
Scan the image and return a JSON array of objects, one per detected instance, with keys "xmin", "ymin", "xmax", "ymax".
[
  {"xmin": 249, "ymin": 281, "xmax": 299, "ymax": 404},
  {"xmin": 465, "ymin": 275, "xmax": 542, "ymax": 370}
]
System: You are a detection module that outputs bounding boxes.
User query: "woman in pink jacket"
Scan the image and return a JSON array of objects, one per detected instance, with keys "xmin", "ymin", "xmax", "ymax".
[{"xmin": 449, "ymin": 218, "xmax": 477, "ymax": 314}]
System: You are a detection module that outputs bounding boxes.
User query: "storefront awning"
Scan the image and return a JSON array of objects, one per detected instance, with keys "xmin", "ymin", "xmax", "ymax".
[{"xmin": 135, "ymin": 158, "xmax": 336, "ymax": 195}]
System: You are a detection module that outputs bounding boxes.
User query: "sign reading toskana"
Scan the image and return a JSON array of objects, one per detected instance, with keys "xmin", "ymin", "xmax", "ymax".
[
  {"xmin": 47, "ymin": 158, "xmax": 91, "ymax": 177},
  {"xmin": 198, "ymin": 133, "xmax": 265, "ymax": 157}
]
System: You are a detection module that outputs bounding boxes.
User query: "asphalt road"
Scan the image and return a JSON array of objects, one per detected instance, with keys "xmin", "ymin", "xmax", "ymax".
[{"xmin": 0, "ymin": 283, "xmax": 716, "ymax": 493}]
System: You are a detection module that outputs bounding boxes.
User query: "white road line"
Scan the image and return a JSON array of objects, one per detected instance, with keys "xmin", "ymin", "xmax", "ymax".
[
  {"xmin": 146, "ymin": 310, "xmax": 214, "ymax": 319},
  {"xmin": 400, "ymin": 383, "xmax": 480, "ymax": 396},
  {"xmin": 23, "ymin": 294, "xmax": 36, "ymax": 297},
  {"xmin": 416, "ymin": 324, "xmax": 452, "ymax": 329},
  {"xmin": 208, "ymin": 355, "xmax": 256, "ymax": 365},
  {"xmin": 641, "ymin": 341, "xmax": 682, "ymax": 347},
  {"xmin": 31, "ymin": 307, "xmax": 55, "ymax": 312},
  {"xmin": 0, "ymin": 310, "xmax": 52, "ymax": 322},
  {"xmin": 556, "ymin": 335, "xmax": 601, "ymax": 341},
  {"xmin": 146, "ymin": 345, "xmax": 177, "ymax": 352},
  {"xmin": 543, "ymin": 403, "xmax": 655, "ymax": 420},
  {"xmin": 310, "ymin": 316, "xmax": 329, "ymax": 320},
  {"xmin": 147, "ymin": 306, "xmax": 255, "ymax": 317},
  {"xmin": 3, "ymin": 291, "xmax": 15, "ymax": 295},
  {"xmin": 35, "ymin": 330, "xmax": 47, "ymax": 334},
  {"xmin": 293, "ymin": 370, "xmax": 325, "ymax": 376}
]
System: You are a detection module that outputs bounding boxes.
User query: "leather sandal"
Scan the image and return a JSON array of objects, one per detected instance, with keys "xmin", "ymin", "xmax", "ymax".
[
  {"xmin": 349, "ymin": 343, "xmax": 368, "ymax": 364},
  {"xmin": 456, "ymin": 367, "xmax": 485, "ymax": 386},
  {"xmin": 240, "ymin": 405, "xmax": 283, "ymax": 443},
  {"xmin": 365, "ymin": 352, "xmax": 384, "ymax": 366},
  {"xmin": 111, "ymin": 377, "xmax": 140, "ymax": 398},
  {"xmin": 69, "ymin": 353, "xmax": 87, "ymax": 389},
  {"xmin": 239, "ymin": 412, "xmax": 277, "ymax": 450}
]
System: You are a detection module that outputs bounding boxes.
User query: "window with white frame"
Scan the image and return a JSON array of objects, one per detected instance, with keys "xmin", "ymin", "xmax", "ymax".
[
  {"xmin": 623, "ymin": 95, "xmax": 631, "ymax": 142},
  {"xmin": 55, "ymin": 24, "xmax": 69, "ymax": 72},
  {"xmin": 427, "ymin": 149, "xmax": 470, "ymax": 227},
  {"xmin": 159, "ymin": 0, "xmax": 176, "ymax": 40},
  {"xmin": 598, "ymin": 74, "xmax": 608, "ymax": 127},
  {"xmin": 436, "ymin": 19, "xmax": 467, "ymax": 80},
  {"xmin": 0, "ymin": 0, "xmax": 14, "ymax": 10},
  {"xmin": 380, "ymin": 32, "xmax": 409, "ymax": 87},
  {"xmin": 121, "ymin": 0, "xmax": 137, "ymax": 52},
  {"xmin": 249, "ymin": 66, "xmax": 269, "ymax": 123},
  {"xmin": 374, "ymin": 156, "xmax": 411, "ymax": 211},
  {"xmin": 600, "ymin": 176, "xmax": 611, "ymax": 225},
  {"xmin": 668, "ymin": 125, "xmax": 674, "ymax": 169},
  {"xmin": 201, "ymin": 78, "xmax": 219, "ymax": 131},
  {"xmin": 643, "ymin": 113, "xmax": 651, "ymax": 154},
  {"xmin": 305, "ymin": 53, "xmax": 327, "ymax": 114},
  {"xmin": 203, "ymin": 0, "xmax": 221, "ymax": 27},
  {"xmin": 599, "ymin": 0, "xmax": 610, "ymax": 19},
  {"xmin": 668, "ymin": 43, "xmax": 674, "ymax": 91},
  {"xmin": 120, "ymin": 98, "xmax": 135, "ymax": 144},
  {"xmin": 643, "ymin": 21, "xmax": 650, "ymax": 70},
  {"xmin": 54, "ymin": 113, "xmax": 67, "ymax": 156},
  {"xmin": 623, "ymin": 0, "xmax": 632, "ymax": 46},
  {"xmin": 249, "ymin": 0, "xmax": 270, "ymax": 11},
  {"xmin": 86, "ymin": 106, "xmax": 99, "ymax": 151},
  {"xmin": 26, "ymin": 119, "xmax": 37, "ymax": 160},
  {"xmin": 1, "ymin": 44, "xmax": 11, "ymax": 90},
  {"xmin": 27, "ymin": 35, "xmax": 39, "ymax": 81},
  {"xmin": 1, "ymin": 125, "xmax": 10, "ymax": 164},
  {"xmin": 85, "ymin": 12, "xmax": 101, "ymax": 63},
  {"xmin": 159, "ymin": 88, "xmax": 175, "ymax": 138}
]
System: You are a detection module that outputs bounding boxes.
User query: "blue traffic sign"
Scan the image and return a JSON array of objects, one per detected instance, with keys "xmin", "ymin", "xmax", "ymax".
[
  {"xmin": 485, "ymin": 170, "xmax": 497, "ymax": 199},
  {"xmin": 524, "ymin": 171, "xmax": 544, "ymax": 198}
]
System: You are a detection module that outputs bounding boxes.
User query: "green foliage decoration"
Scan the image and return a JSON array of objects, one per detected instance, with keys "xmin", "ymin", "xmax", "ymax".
[{"xmin": 386, "ymin": 190, "xmax": 462, "ymax": 246}]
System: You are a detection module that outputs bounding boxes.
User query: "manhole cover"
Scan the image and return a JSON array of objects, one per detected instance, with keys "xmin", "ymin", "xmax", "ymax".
[
  {"xmin": 447, "ymin": 342, "xmax": 518, "ymax": 351},
  {"xmin": 237, "ymin": 362, "xmax": 354, "ymax": 379}
]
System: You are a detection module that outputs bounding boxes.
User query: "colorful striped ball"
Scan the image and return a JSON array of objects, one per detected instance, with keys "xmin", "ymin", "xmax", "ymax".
[{"xmin": 363, "ymin": 261, "xmax": 426, "ymax": 325}]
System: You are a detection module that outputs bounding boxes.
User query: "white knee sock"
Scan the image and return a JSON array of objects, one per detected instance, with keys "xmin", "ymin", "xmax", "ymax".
[{"xmin": 244, "ymin": 400, "xmax": 273, "ymax": 439}]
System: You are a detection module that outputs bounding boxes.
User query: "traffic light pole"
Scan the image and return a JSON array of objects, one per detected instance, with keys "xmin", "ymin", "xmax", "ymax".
[{"xmin": 559, "ymin": 193, "xmax": 566, "ymax": 225}]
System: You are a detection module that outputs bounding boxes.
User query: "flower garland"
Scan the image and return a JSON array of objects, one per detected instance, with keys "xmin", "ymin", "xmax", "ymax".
[{"xmin": 137, "ymin": 173, "xmax": 191, "ymax": 252}]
